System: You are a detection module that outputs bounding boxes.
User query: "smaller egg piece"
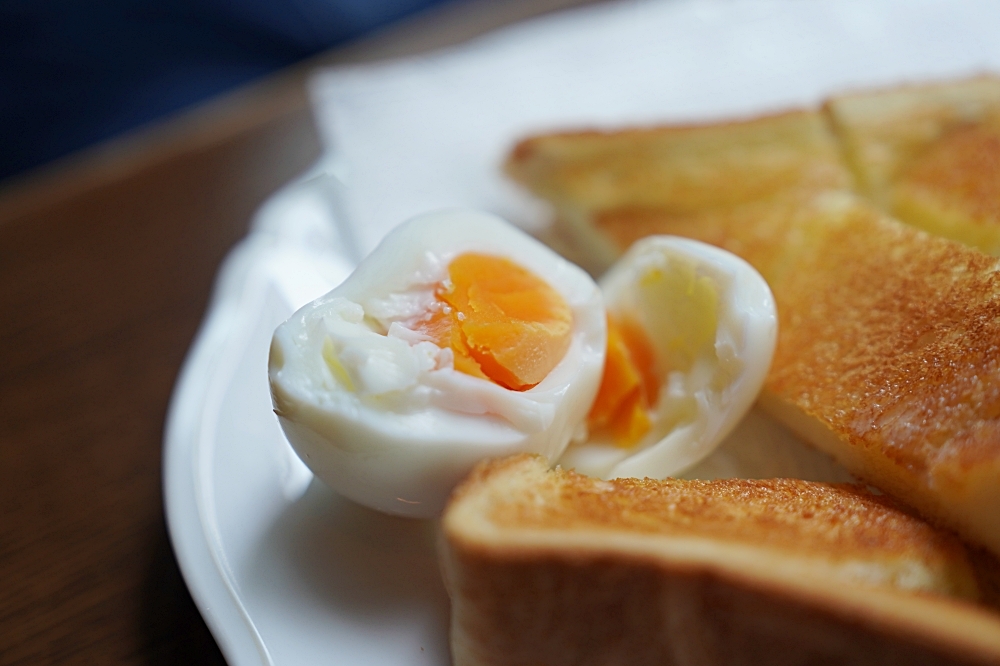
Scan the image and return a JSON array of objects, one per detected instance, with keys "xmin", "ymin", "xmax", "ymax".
[
  {"xmin": 559, "ymin": 236, "xmax": 777, "ymax": 480},
  {"xmin": 268, "ymin": 210, "xmax": 606, "ymax": 518}
]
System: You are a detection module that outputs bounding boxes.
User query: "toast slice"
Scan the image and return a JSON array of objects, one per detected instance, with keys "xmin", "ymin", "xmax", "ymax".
[
  {"xmin": 503, "ymin": 83, "xmax": 1000, "ymax": 556},
  {"xmin": 441, "ymin": 454, "xmax": 1000, "ymax": 666},
  {"xmin": 588, "ymin": 193, "xmax": 1000, "ymax": 559},
  {"xmin": 506, "ymin": 110, "xmax": 853, "ymax": 271},
  {"xmin": 825, "ymin": 76, "xmax": 1000, "ymax": 253}
]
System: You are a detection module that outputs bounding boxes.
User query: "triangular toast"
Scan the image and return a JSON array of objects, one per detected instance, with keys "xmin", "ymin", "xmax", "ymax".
[{"xmin": 504, "ymin": 79, "xmax": 1000, "ymax": 558}]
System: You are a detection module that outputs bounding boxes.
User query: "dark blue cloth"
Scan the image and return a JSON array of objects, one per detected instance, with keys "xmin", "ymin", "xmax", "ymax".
[{"xmin": 0, "ymin": 0, "xmax": 457, "ymax": 181}]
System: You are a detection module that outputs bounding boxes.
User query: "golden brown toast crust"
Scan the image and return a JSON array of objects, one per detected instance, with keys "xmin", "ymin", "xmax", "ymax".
[
  {"xmin": 584, "ymin": 194, "xmax": 1000, "ymax": 556},
  {"xmin": 760, "ymin": 202, "xmax": 1000, "ymax": 475},
  {"xmin": 890, "ymin": 121, "xmax": 1000, "ymax": 252},
  {"xmin": 896, "ymin": 122, "xmax": 1000, "ymax": 226},
  {"xmin": 591, "ymin": 192, "xmax": 810, "ymax": 260},
  {"xmin": 495, "ymin": 77, "xmax": 1000, "ymax": 661},
  {"xmin": 823, "ymin": 75, "xmax": 1000, "ymax": 200},
  {"xmin": 503, "ymin": 76, "xmax": 1000, "ymax": 556},
  {"xmin": 512, "ymin": 75, "xmax": 1000, "ymax": 258},
  {"xmin": 762, "ymin": 199, "xmax": 1000, "ymax": 556},
  {"xmin": 442, "ymin": 455, "xmax": 1000, "ymax": 666},
  {"xmin": 486, "ymin": 464, "xmax": 967, "ymax": 573},
  {"xmin": 506, "ymin": 110, "xmax": 852, "ymax": 215},
  {"xmin": 824, "ymin": 75, "xmax": 1000, "ymax": 252}
]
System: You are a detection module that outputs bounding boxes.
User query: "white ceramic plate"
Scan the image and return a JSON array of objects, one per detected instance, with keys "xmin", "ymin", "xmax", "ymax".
[{"xmin": 164, "ymin": 1, "xmax": 1000, "ymax": 664}]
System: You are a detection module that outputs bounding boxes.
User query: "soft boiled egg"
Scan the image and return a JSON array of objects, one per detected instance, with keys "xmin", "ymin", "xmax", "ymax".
[
  {"xmin": 268, "ymin": 210, "xmax": 606, "ymax": 517},
  {"xmin": 559, "ymin": 236, "xmax": 777, "ymax": 480}
]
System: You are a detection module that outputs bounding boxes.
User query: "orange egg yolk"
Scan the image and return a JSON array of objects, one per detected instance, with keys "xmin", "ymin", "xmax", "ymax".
[
  {"xmin": 587, "ymin": 315, "xmax": 659, "ymax": 448},
  {"xmin": 414, "ymin": 253, "xmax": 573, "ymax": 391}
]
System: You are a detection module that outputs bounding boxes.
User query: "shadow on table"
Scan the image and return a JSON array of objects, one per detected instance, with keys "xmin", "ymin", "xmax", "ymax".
[{"xmin": 138, "ymin": 518, "xmax": 227, "ymax": 666}]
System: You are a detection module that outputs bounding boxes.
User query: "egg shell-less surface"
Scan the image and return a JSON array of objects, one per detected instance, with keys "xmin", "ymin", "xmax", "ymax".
[
  {"xmin": 560, "ymin": 236, "xmax": 777, "ymax": 480},
  {"xmin": 268, "ymin": 210, "xmax": 606, "ymax": 518}
]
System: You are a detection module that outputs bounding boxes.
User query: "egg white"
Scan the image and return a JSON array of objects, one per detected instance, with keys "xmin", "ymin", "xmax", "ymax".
[
  {"xmin": 268, "ymin": 210, "xmax": 606, "ymax": 517},
  {"xmin": 559, "ymin": 236, "xmax": 777, "ymax": 480}
]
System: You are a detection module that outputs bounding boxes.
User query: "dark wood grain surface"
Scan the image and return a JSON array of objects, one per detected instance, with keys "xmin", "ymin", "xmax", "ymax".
[
  {"xmin": 0, "ymin": 2, "xmax": 599, "ymax": 663},
  {"xmin": 0, "ymin": 84, "xmax": 318, "ymax": 665}
]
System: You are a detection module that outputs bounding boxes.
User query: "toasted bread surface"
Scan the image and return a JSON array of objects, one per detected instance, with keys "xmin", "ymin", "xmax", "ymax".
[
  {"xmin": 507, "ymin": 110, "xmax": 854, "ymax": 272},
  {"xmin": 510, "ymin": 77, "xmax": 1000, "ymax": 260},
  {"xmin": 824, "ymin": 76, "xmax": 1000, "ymax": 200},
  {"xmin": 586, "ymin": 194, "xmax": 1000, "ymax": 556},
  {"xmin": 759, "ymin": 198, "xmax": 1000, "ymax": 557},
  {"xmin": 506, "ymin": 110, "xmax": 850, "ymax": 215},
  {"xmin": 825, "ymin": 76, "xmax": 1000, "ymax": 253},
  {"xmin": 442, "ymin": 455, "xmax": 1000, "ymax": 666},
  {"xmin": 591, "ymin": 191, "xmax": 811, "ymax": 263},
  {"xmin": 497, "ymin": 78, "xmax": 1000, "ymax": 660},
  {"xmin": 504, "ymin": 79, "xmax": 1000, "ymax": 555},
  {"xmin": 891, "ymin": 120, "xmax": 1000, "ymax": 253}
]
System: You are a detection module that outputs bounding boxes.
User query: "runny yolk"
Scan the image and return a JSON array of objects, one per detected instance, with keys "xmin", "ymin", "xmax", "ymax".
[
  {"xmin": 414, "ymin": 253, "xmax": 573, "ymax": 391},
  {"xmin": 587, "ymin": 315, "xmax": 659, "ymax": 448}
]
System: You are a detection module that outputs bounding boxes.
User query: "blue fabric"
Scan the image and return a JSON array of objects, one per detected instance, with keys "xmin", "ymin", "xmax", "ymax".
[{"xmin": 0, "ymin": 0, "xmax": 457, "ymax": 181}]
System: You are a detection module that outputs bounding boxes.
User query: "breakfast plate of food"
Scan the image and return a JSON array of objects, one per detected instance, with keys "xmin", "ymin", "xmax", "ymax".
[{"xmin": 164, "ymin": 0, "xmax": 1000, "ymax": 664}]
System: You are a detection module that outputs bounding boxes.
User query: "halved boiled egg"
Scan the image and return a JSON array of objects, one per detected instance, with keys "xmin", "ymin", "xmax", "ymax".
[
  {"xmin": 268, "ymin": 210, "xmax": 605, "ymax": 517},
  {"xmin": 559, "ymin": 236, "xmax": 777, "ymax": 480}
]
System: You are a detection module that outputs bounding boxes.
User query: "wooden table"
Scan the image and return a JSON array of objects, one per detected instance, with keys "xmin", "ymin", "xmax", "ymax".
[{"xmin": 0, "ymin": 1, "xmax": 596, "ymax": 662}]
